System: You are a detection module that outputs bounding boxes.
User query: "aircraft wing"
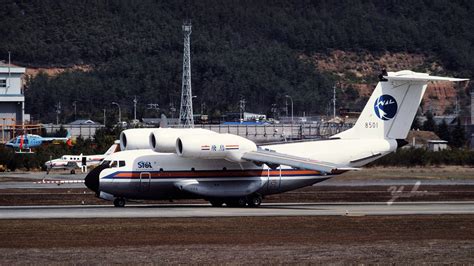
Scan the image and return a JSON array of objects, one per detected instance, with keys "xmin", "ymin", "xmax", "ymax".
[
  {"xmin": 42, "ymin": 137, "xmax": 68, "ymax": 142},
  {"xmin": 241, "ymin": 150, "xmax": 358, "ymax": 174}
]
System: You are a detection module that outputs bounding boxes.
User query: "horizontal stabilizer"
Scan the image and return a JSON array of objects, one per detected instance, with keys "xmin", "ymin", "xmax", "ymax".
[
  {"xmin": 384, "ymin": 71, "xmax": 469, "ymax": 82},
  {"xmin": 242, "ymin": 150, "xmax": 358, "ymax": 174}
]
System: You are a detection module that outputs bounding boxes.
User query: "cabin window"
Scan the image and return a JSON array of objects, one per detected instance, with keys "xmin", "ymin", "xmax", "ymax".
[
  {"xmin": 191, "ymin": 167, "xmax": 195, "ymax": 171},
  {"xmin": 0, "ymin": 79, "xmax": 6, "ymax": 88},
  {"xmin": 160, "ymin": 168, "xmax": 163, "ymax": 172},
  {"xmin": 119, "ymin": 161, "xmax": 125, "ymax": 167}
]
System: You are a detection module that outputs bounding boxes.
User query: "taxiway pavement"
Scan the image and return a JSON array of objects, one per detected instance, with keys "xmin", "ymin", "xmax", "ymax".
[
  {"xmin": 2, "ymin": 170, "xmax": 474, "ymax": 190},
  {"xmin": 0, "ymin": 201, "xmax": 473, "ymax": 219}
]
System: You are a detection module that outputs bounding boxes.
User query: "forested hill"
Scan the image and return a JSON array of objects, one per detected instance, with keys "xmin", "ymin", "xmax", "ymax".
[{"xmin": 1, "ymin": 1, "xmax": 473, "ymax": 123}]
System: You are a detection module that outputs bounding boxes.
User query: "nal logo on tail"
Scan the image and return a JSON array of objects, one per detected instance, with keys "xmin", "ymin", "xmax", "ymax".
[{"xmin": 374, "ymin": 95, "xmax": 398, "ymax": 120}]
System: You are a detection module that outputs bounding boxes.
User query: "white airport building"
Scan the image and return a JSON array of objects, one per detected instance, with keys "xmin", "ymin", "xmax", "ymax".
[
  {"xmin": 0, "ymin": 63, "xmax": 27, "ymax": 142},
  {"xmin": 0, "ymin": 63, "xmax": 26, "ymax": 122}
]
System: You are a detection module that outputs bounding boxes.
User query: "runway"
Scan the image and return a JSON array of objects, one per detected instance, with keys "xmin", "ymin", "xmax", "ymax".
[
  {"xmin": 1, "ymin": 201, "xmax": 473, "ymax": 219},
  {"xmin": 2, "ymin": 174, "xmax": 474, "ymax": 190}
]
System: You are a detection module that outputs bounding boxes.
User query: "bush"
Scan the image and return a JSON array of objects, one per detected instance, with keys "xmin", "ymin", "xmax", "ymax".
[{"xmin": 370, "ymin": 148, "xmax": 474, "ymax": 167}]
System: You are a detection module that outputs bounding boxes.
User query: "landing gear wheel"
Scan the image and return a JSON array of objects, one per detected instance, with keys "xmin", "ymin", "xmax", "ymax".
[
  {"xmin": 113, "ymin": 197, "xmax": 126, "ymax": 207},
  {"xmin": 209, "ymin": 200, "xmax": 224, "ymax": 207},
  {"xmin": 247, "ymin": 195, "xmax": 262, "ymax": 207},
  {"xmin": 237, "ymin": 197, "xmax": 247, "ymax": 207},
  {"xmin": 70, "ymin": 169, "xmax": 75, "ymax": 174},
  {"xmin": 226, "ymin": 197, "xmax": 247, "ymax": 207}
]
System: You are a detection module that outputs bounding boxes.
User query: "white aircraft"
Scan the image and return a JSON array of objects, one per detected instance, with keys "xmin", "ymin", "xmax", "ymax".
[
  {"xmin": 85, "ymin": 70, "xmax": 468, "ymax": 207},
  {"xmin": 45, "ymin": 141, "xmax": 119, "ymax": 174}
]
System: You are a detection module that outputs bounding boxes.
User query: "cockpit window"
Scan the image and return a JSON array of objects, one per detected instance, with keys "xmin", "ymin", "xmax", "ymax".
[
  {"xmin": 119, "ymin": 161, "xmax": 125, "ymax": 167},
  {"xmin": 101, "ymin": 160, "xmax": 111, "ymax": 166},
  {"xmin": 110, "ymin": 161, "xmax": 118, "ymax": 168}
]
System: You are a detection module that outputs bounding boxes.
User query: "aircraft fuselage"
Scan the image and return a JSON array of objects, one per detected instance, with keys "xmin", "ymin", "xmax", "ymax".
[{"xmin": 86, "ymin": 138, "xmax": 397, "ymax": 205}]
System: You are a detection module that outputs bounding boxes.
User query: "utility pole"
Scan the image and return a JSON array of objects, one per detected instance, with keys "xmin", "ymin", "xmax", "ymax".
[
  {"xmin": 239, "ymin": 98, "xmax": 246, "ymax": 122},
  {"xmin": 103, "ymin": 109, "xmax": 106, "ymax": 127},
  {"xmin": 7, "ymin": 51, "xmax": 11, "ymax": 91},
  {"xmin": 179, "ymin": 21, "xmax": 194, "ymax": 128},
  {"xmin": 72, "ymin": 101, "xmax": 77, "ymax": 121},
  {"xmin": 55, "ymin": 101, "xmax": 61, "ymax": 125},
  {"xmin": 133, "ymin": 96, "xmax": 138, "ymax": 121},
  {"xmin": 333, "ymin": 84, "xmax": 337, "ymax": 119},
  {"xmin": 285, "ymin": 95, "xmax": 293, "ymax": 124}
]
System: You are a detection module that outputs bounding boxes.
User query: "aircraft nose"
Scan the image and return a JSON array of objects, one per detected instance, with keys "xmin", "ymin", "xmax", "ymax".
[{"xmin": 84, "ymin": 166, "xmax": 102, "ymax": 194}]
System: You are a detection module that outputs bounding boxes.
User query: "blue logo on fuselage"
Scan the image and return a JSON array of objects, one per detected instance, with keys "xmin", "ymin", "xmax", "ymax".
[
  {"xmin": 374, "ymin": 95, "xmax": 398, "ymax": 120},
  {"xmin": 138, "ymin": 161, "xmax": 152, "ymax": 169}
]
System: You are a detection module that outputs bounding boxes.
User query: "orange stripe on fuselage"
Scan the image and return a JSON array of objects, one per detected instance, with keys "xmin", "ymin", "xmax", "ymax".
[{"xmin": 113, "ymin": 169, "xmax": 321, "ymax": 178}]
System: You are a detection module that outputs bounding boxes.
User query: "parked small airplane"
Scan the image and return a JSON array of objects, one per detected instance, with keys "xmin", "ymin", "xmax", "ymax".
[
  {"xmin": 85, "ymin": 70, "xmax": 468, "ymax": 207},
  {"xmin": 45, "ymin": 141, "xmax": 119, "ymax": 174},
  {"xmin": 5, "ymin": 132, "xmax": 72, "ymax": 153}
]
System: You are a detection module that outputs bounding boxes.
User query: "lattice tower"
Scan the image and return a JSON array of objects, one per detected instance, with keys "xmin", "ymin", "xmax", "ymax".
[{"xmin": 179, "ymin": 22, "xmax": 194, "ymax": 127}]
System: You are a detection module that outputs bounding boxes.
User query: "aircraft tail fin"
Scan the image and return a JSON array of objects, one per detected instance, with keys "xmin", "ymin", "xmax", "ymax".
[
  {"xmin": 65, "ymin": 131, "xmax": 73, "ymax": 147},
  {"xmin": 160, "ymin": 114, "xmax": 169, "ymax": 128},
  {"xmin": 334, "ymin": 70, "xmax": 468, "ymax": 140},
  {"xmin": 104, "ymin": 141, "xmax": 120, "ymax": 155}
]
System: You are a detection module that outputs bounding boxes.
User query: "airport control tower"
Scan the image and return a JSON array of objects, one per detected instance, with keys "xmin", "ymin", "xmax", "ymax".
[{"xmin": 179, "ymin": 21, "xmax": 194, "ymax": 128}]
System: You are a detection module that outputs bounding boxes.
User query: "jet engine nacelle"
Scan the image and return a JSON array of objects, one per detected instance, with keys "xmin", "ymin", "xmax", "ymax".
[
  {"xmin": 176, "ymin": 133, "xmax": 257, "ymax": 163},
  {"xmin": 149, "ymin": 128, "xmax": 216, "ymax": 153},
  {"xmin": 120, "ymin": 128, "xmax": 156, "ymax": 151}
]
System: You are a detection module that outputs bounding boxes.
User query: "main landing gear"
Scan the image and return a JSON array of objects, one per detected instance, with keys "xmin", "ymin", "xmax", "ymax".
[
  {"xmin": 209, "ymin": 194, "xmax": 262, "ymax": 208},
  {"xmin": 113, "ymin": 197, "xmax": 126, "ymax": 207}
]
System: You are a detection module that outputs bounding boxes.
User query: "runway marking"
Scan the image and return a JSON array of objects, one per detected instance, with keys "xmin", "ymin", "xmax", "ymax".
[{"xmin": 34, "ymin": 179, "xmax": 85, "ymax": 184}]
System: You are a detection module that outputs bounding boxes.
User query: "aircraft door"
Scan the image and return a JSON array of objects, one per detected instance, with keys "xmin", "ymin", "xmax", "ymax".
[
  {"xmin": 267, "ymin": 166, "xmax": 281, "ymax": 193},
  {"xmin": 139, "ymin": 172, "xmax": 151, "ymax": 192}
]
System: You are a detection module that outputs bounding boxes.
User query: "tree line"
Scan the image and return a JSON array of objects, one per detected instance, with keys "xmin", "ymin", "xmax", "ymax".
[
  {"xmin": 0, "ymin": 127, "xmax": 120, "ymax": 171},
  {"xmin": 0, "ymin": 0, "xmax": 472, "ymax": 123}
]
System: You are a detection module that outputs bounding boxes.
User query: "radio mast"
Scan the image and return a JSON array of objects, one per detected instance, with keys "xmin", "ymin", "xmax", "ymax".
[{"xmin": 179, "ymin": 21, "xmax": 194, "ymax": 128}]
